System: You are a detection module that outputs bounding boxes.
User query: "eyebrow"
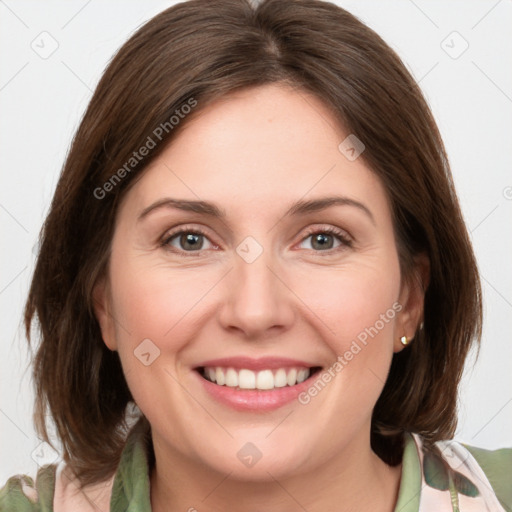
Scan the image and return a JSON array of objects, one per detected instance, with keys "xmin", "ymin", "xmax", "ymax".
[{"xmin": 137, "ymin": 196, "xmax": 375, "ymax": 225}]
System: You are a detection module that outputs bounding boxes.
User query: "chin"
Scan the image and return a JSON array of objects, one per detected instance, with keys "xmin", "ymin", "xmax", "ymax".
[{"xmin": 192, "ymin": 432, "xmax": 316, "ymax": 482}]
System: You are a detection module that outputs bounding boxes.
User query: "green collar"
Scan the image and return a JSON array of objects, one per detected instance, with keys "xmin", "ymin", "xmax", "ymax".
[
  {"xmin": 394, "ymin": 432, "xmax": 422, "ymax": 512},
  {"xmin": 110, "ymin": 418, "xmax": 153, "ymax": 511}
]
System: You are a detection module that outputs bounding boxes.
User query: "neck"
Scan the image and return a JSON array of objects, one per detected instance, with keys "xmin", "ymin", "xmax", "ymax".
[{"xmin": 150, "ymin": 429, "xmax": 402, "ymax": 512}]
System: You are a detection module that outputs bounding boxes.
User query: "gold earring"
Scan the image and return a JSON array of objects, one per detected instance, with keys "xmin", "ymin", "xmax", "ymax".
[{"xmin": 400, "ymin": 335, "xmax": 408, "ymax": 346}]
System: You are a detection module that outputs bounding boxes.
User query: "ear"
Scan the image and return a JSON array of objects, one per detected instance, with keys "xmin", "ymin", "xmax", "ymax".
[
  {"xmin": 92, "ymin": 276, "xmax": 118, "ymax": 351},
  {"xmin": 394, "ymin": 252, "xmax": 430, "ymax": 353}
]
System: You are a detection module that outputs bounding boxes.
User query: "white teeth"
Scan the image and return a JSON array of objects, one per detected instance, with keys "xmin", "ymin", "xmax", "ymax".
[
  {"xmin": 225, "ymin": 368, "xmax": 238, "ymax": 387},
  {"xmin": 274, "ymin": 368, "xmax": 287, "ymax": 388},
  {"xmin": 203, "ymin": 366, "xmax": 313, "ymax": 390},
  {"xmin": 286, "ymin": 368, "xmax": 297, "ymax": 386},
  {"xmin": 238, "ymin": 369, "xmax": 256, "ymax": 389},
  {"xmin": 256, "ymin": 370, "xmax": 274, "ymax": 390},
  {"xmin": 215, "ymin": 367, "xmax": 225, "ymax": 386},
  {"xmin": 207, "ymin": 368, "xmax": 216, "ymax": 382},
  {"xmin": 297, "ymin": 369, "xmax": 309, "ymax": 383}
]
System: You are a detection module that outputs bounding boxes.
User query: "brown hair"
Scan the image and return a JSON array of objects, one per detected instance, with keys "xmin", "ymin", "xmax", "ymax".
[{"xmin": 25, "ymin": 0, "xmax": 482, "ymax": 488}]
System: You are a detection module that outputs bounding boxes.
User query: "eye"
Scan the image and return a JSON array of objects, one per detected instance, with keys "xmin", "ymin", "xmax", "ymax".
[
  {"xmin": 161, "ymin": 227, "xmax": 216, "ymax": 254},
  {"xmin": 298, "ymin": 226, "xmax": 352, "ymax": 252},
  {"xmin": 160, "ymin": 225, "xmax": 352, "ymax": 256}
]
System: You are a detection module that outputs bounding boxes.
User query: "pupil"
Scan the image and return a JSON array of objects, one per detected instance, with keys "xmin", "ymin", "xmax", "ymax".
[
  {"xmin": 181, "ymin": 233, "xmax": 202, "ymax": 250},
  {"xmin": 313, "ymin": 233, "xmax": 333, "ymax": 250}
]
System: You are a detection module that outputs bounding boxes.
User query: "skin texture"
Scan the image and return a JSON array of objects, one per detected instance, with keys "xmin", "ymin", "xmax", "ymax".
[{"xmin": 94, "ymin": 83, "xmax": 427, "ymax": 512}]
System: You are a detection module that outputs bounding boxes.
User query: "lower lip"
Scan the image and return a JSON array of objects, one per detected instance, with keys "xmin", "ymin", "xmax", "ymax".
[{"xmin": 194, "ymin": 369, "xmax": 319, "ymax": 411}]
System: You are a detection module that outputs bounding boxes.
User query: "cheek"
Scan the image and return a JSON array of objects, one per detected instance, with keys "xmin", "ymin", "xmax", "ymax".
[
  {"xmin": 291, "ymin": 264, "xmax": 401, "ymax": 431},
  {"xmin": 292, "ymin": 256, "xmax": 401, "ymax": 375},
  {"xmin": 107, "ymin": 256, "xmax": 225, "ymax": 361},
  {"xmin": 106, "ymin": 260, "xmax": 223, "ymax": 413}
]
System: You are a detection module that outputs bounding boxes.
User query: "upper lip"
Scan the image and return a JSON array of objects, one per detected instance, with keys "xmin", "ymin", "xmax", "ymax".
[{"xmin": 195, "ymin": 357, "xmax": 321, "ymax": 371}]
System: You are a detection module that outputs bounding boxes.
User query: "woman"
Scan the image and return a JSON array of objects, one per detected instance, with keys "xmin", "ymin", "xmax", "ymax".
[{"xmin": 1, "ymin": 0, "xmax": 510, "ymax": 510}]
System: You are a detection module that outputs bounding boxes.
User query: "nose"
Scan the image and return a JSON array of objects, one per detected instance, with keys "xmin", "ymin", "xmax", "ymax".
[{"xmin": 217, "ymin": 247, "xmax": 296, "ymax": 340}]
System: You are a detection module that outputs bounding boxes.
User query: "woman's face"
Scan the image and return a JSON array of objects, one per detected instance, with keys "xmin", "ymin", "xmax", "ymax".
[{"xmin": 95, "ymin": 84, "xmax": 423, "ymax": 479}]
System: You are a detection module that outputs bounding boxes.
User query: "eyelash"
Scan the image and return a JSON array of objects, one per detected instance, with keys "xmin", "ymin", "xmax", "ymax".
[{"xmin": 160, "ymin": 224, "xmax": 353, "ymax": 257}]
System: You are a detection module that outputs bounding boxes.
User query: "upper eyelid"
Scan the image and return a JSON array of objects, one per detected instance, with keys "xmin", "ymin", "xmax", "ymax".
[
  {"xmin": 301, "ymin": 224, "xmax": 351, "ymax": 239},
  {"xmin": 162, "ymin": 224, "xmax": 216, "ymax": 242}
]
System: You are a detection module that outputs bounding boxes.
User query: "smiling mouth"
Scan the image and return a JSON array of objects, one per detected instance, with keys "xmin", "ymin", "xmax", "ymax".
[{"xmin": 197, "ymin": 366, "xmax": 322, "ymax": 391}]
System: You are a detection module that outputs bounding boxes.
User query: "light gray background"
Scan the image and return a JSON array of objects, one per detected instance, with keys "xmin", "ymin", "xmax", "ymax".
[{"xmin": 1, "ymin": 0, "xmax": 511, "ymax": 483}]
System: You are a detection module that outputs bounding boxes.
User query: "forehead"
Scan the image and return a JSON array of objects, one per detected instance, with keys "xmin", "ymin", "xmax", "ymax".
[{"xmin": 119, "ymin": 84, "xmax": 391, "ymax": 223}]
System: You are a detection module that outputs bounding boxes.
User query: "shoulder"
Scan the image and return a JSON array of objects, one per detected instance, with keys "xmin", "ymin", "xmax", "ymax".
[
  {"xmin": 412, "ymin": 433, "xmax": 512, "ymax": 512},
  {"xmin": 0, "ymin": 463, "xmax": 57, "ymax": 511},
  {"xmin": 461, "ymin": 442, "xmax": 512, "ymax": 509},
  {"xmin": 0, "ymin": 462, "xmax": 114, "ymax": 512},
  {"xmin": 53, "ymin": 462, "xmax": 114, "ymax": 512}
]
